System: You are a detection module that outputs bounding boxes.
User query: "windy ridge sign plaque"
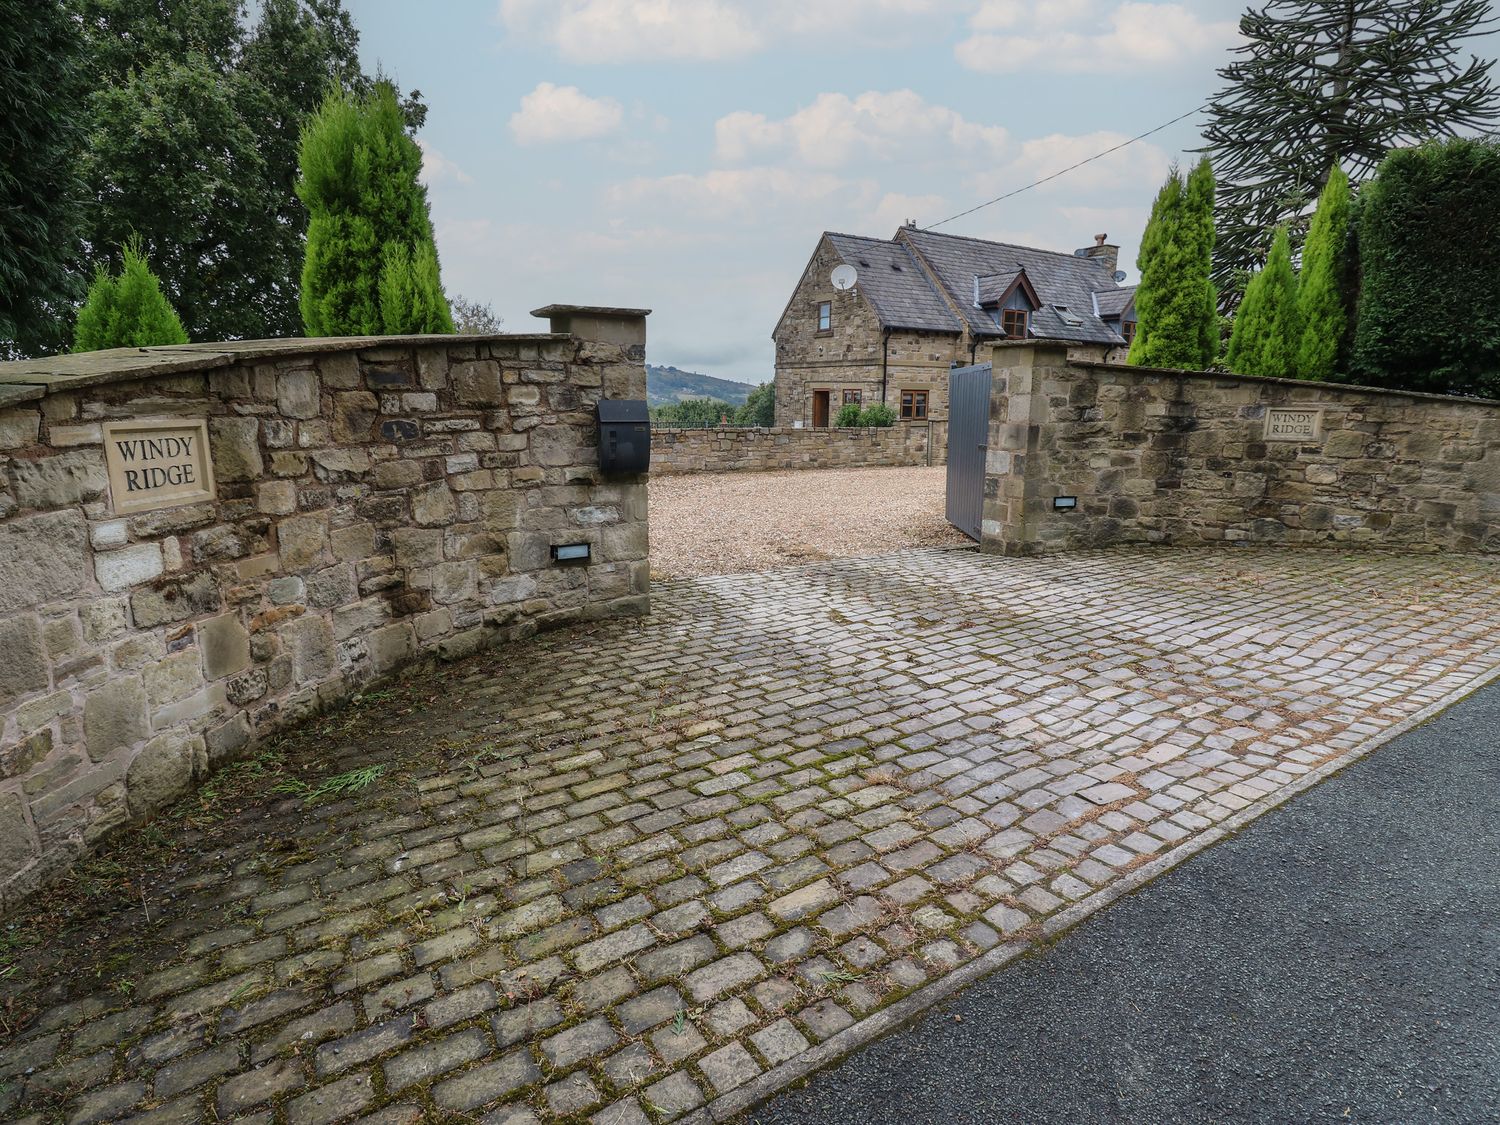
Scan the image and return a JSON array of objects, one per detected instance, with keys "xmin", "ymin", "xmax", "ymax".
[{"xmin": 102, "ymin": 418, "xmax": 216, "ymax": 514}]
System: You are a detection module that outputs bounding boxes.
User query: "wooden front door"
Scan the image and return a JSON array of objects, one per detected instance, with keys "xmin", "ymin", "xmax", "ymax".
[{"xmin": 812, "ymin": 390, "xmax": 830, "ymax": 428}]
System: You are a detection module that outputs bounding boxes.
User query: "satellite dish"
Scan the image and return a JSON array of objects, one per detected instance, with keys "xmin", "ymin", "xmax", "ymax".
[
  {"xmin": 830, "ymin": 264, "xmax": 858, "ymax": 291},
  {"xmin": 1114, "ymin": 270, "xmax": 1127, "ymax": 283}
]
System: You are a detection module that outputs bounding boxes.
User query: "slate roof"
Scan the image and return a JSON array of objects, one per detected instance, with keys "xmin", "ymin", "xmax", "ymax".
[
  {"xmin": 1095, "ymin": 285, "xmax": 1136, "ymax": 319},
  {"xmin": 974, "ymin": 269, "xmax": 1025, "ymax": 307},
  {"xmin": 824, "ymin": 233, "xmax": 955, "ymax": 333},
  {"xmin": 817, "ymin": 227, "xmax": 1131, "ymax": 345},
  {"xmin": 898, "ymin": 228, "xmax": 1126, "ymax": 345}
]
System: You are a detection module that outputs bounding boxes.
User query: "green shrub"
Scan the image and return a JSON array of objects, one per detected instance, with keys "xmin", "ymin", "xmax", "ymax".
[
  {"xmin": 1225, "ymin": 226, "xmax": 1300, "ymax": 377},
  {"xmin": 73, "ymin": 241, "xmax": 189, "ymax": 351},
  {"xmin": 651, "ymin": 398, "xmax": 733, "ymax": 426},
  {"xmin": 834, "ymin": 402, "xmax": 863, "ymax": 427},
  {"xmin": 733, "ymin": 382, "xmax": 775, "ymax": 426},
  {"xmin": 856, "ymin": 403, "xmax": 896, "ymax": 427},
  {"xmin": 1349, "ymin": 138, "xmax": 1500, "ymax": 396}
]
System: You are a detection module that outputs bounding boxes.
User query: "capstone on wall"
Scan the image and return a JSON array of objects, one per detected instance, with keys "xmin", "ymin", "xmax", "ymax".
[
  {"xmin": 650, "ymin": 422, "xmax": 935, "ymax": 475},
  {"xmin": 0, "ymin": 309, "xmax": 649, "ymax": 910},
  {"xmin": 982, "ymin": 343, "xmax": 1500, "ymax": 555}
]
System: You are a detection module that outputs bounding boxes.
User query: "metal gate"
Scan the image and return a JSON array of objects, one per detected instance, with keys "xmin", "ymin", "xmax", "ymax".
[{"xmin": 945, "ymin": 363, "xmax": 992, "ymax": 540}]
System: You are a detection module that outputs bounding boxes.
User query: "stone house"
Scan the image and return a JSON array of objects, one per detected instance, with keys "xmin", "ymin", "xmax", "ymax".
[{"xmin": 772, "ymin": 225, "xmax": 1137, "ymax": 449}]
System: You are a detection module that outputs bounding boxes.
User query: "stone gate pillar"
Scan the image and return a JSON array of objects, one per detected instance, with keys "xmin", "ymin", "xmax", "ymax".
[{"xmin": 979, "ymin": 342, "xmax": 1070, "ymax": 556}]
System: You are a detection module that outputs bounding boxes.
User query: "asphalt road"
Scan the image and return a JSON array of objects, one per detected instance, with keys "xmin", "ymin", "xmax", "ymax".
[{"xmin": 747, "ymin": 681, "xmax": 1500, "ymax": 1125}]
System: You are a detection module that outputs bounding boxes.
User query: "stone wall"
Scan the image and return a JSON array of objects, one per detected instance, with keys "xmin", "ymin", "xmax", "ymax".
[
  {"xmin": 981, "ymin": 342, "xmax": 1500, "ymax": 555},
  {"xmin": 650, "ymin": 422, "xmax": 938, "ymax": 475},
  {"xmin": 0, "ymin": 306, "xmax": 651, "ymax": 910}
]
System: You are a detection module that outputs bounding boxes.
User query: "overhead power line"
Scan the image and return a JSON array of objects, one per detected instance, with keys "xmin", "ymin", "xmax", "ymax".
[{"xmin": 923, "ymin": 104, "xmax": 1210, "ymax": 231}]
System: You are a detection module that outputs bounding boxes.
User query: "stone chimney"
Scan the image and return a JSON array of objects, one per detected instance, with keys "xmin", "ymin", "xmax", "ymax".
[{"xmin": 1076, "ymin": 233, "xmax": 1119, "ymax": 279}]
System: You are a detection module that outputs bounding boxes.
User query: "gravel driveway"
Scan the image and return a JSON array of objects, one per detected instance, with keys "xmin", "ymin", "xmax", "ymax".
[{"xmin": 648, "ymin": 465, "xmax": 970, "ymax": 577}]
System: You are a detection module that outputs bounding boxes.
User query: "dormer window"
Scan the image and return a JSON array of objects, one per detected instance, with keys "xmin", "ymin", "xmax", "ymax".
[
  {"xmin": 1122, "ymin": 319, "xmax": 1137, "ymax": 343},
  {"xmin": 817, "ymin": 301, "xmax": 831, "ymax": 333},
  {"xmin": 1002, "ymin": 308, "xmax": 1028, "ymax": 337}
]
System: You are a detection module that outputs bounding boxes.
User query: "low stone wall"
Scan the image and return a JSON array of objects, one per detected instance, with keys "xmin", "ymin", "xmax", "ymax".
[
  {"xmin": 0, "ymin": 306, "xmax": 650, "ymax": 910},
  {"xmin": 982, "ymin": 343, "xmax": 1500, "ymax": 555},
  {"xmin": 650, "ymin": 421, "xmax": 939, "ymax": 474}
]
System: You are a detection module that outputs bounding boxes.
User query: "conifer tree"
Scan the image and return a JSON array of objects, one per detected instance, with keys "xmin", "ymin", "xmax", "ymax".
[
  {"xmin": 379, "ymin": 243, "xmax": 453, "ymax": 335},
  {"xmin": 1, "ymin": 0, "xmax": 86, "ymax": 357},
  {"xmin": 1293, "ymin": 166, "xmax": 1351, "ymax": 380},
  {"xmin": 1350, "ymin": 138, "xmax": 1500, "ymax": 396},
  {"xmin": 73, "ymin": 242, "xmax": 189, "ymax": 351},
  {"xmin": 1225, "ymin": 227, "xmax": 1299, "ymax": 377},
  {"xmin": 1202, "ymin": 1, "xmax": 1498, "ymax": 301},
  {"xmin": 1128, "ymin": 158, "xmax": 1217, "ymax": 369},
  {"xmin": 298, "ymin": 81, "xmax": 451, "ymax": 336}
]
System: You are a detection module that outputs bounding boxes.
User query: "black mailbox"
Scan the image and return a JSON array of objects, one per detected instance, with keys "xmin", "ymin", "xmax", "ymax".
[{"xmin": 597, "ymin": 399, "xmax": 651, "ymax": 474}]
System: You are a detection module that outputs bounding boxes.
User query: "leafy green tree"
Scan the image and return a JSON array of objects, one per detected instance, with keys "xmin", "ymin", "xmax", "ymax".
[
  {"xmin": 856, "ymin": 403, "xmax": 896, "ymax": 427},
  {"xmin": 448, "ymin": 293, "xmax": 503, "ymax": 334},
  {"xmin": 1128, "ymin": 159, "xmax": 1217, "ymax": 369},
  {"xmin": 75, "ymin": 0, "xmax": 421, "ymax": 341},
  {"xmin": 298, "ymin": 82, "xmax": 451, "ymax": 336},
  {"xmin": 1225, "ymin": 226, "xmax": 1300, "ymax": 377},
  {"xmin": 1201, "ymin": 1, "xmax": 1499, "ymax": 301},
  {"xmin": 1293, "ymin": 166, "xmax": 1352, "ymax": 380},
  {"xmin": 1350, "ymin": 138, "xmax": 1500, "ymax": 396},
  {"xmin": 74, "ymin": 242, "xmax": 189, "ymax": 351},
  {"xmin": 733, "ymin": 383, "xmax": 775, "ymax": 426},
  {"xmin": 0, "ymin": 0, "xmax": 87, "ymax": 356},
  {"xmin": 78, "ymin": 0, "xmax": 265, "ymax": 340}
]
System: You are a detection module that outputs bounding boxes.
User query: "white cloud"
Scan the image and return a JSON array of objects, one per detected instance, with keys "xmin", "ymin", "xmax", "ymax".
[
  {"xmin": 969, "ymin": 130, "xmax": 1170, "ymax": 196},
  {"xmin": 509, "ymin": 82, "xmax": 625, "ymax": 144},
  {"xmin": 417, "ymin": 140, "xmax": 473, "ymax": 186},
  {"xmin": 866, "ymin": 191, "xmax": 949, "ymax": 232},
  {"xmin": 608, "ymin": 167, "xmax": 852, "ymax": 220},
  {"xmin": 498, "ymin": 0, "xmax": 960, "ymax": 62},
  {"xmin": 956, "ymin": 1, "xmax": 1238, "ymax": 73},
  {"xmin": 499, "ymin": 0, "xmax": 761, "ymax": 63},
  {"xmin": 715, "ymin": 90, "xmax": 1009, "ymax": 169}
]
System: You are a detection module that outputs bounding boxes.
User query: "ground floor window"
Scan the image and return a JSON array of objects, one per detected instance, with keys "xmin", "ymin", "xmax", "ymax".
[
  {"xmin": 900, "ymin": 389, "xmax": 928, "ymax": 419},
  {"xmin": 842, "ymin": 389, "xmax": 862, "ymax": 405}
]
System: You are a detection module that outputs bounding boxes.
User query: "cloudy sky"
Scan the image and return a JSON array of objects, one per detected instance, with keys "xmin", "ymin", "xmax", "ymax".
[{"xmin": 353, "ymin": 0, "xmax": 1490, "ymax": 383}]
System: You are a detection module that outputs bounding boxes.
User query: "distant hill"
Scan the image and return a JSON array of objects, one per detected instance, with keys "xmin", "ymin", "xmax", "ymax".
[{"xmin": 646, "ymin": 364, "xmax": 755, "ymax": 408}]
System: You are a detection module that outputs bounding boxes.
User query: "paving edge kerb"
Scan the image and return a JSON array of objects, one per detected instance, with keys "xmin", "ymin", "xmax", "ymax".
[{"xmin": 688, "ymin": 660, "xmax": 1500, "ymax": 1123}]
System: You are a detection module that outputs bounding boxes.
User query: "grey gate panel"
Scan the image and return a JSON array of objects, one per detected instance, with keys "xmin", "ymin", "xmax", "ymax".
[{"xmin": 945, "ymin": 363, "xmax": 992, "ymax": 541}]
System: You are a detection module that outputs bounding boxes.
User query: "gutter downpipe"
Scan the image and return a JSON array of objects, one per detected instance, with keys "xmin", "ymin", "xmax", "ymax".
[{"xmin": 880, "ymin": 327, "xmax": 891, "ymax": 406}]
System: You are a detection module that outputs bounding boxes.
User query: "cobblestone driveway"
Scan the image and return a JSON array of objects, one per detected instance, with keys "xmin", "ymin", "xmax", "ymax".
[{"xmin": 4, "ymin": 547, "xmax": 1499, "ymax": 1125}]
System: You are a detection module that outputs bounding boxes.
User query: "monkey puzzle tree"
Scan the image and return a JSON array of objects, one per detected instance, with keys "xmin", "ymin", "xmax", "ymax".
[{"xmin": 1201, "ymin": 0, "xmax": 1498, "ymax": 302}]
